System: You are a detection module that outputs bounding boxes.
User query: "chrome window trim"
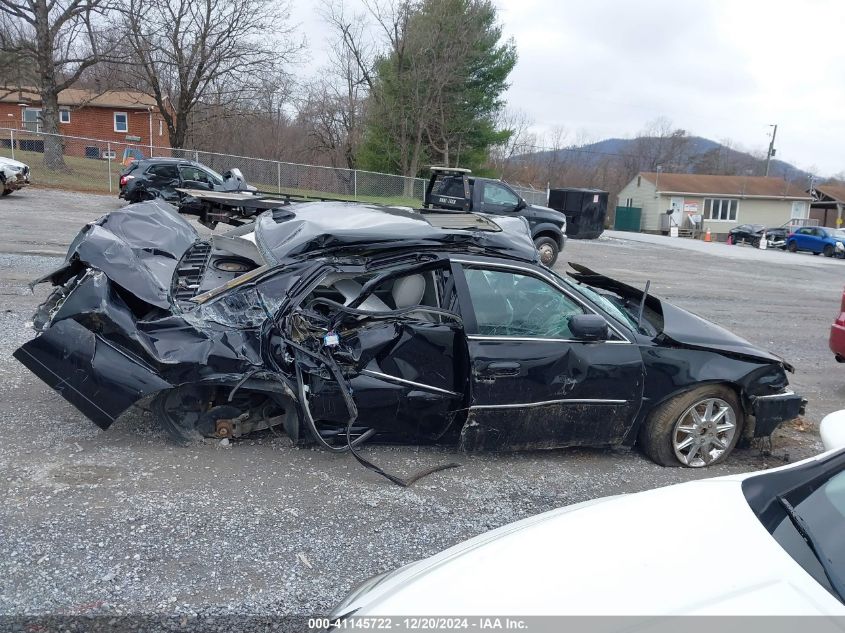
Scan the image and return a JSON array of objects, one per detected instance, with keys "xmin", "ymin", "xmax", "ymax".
[
  {"xmin": 452, "ymin": 258, "xmax": 633, "ymax": 344},
  {"xmin": 360, "ymin": 369, "xmax": 460, "ymax": 398},
  {"xmin": 471, "ymin": 398, "xmax": 627, "ymax": 410},
  {"xmin": 467, "ymin": 335, "xmax": 631, "ymax": 344}
]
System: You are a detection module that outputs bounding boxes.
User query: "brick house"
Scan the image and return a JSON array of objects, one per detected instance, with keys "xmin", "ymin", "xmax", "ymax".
[{"xmin": 0, "ymin": 87, "xmax": 171, "ymax": 159}]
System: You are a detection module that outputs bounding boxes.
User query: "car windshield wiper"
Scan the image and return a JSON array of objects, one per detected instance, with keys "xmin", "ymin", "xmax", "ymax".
[{"xmin": 777, "ymin": 495, "xmax": 845, "ymax": 603}]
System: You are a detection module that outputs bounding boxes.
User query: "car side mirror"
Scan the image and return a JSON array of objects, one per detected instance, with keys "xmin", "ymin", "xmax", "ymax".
[
  {"xmin": 569, "ymin": 314, "xmax": 609, "ymax": 341},
  {"xmin": 222, "ymin": 170, "xmax": 232, "ymax": 180},
  {"xmin": 516, "ymin": 198, "xmax": 527, "ymax": 211}
]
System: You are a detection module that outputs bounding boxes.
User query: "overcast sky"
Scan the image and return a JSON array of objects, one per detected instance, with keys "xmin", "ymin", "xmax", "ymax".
[{"xmin": 289, "ymin": 0, "xmax": 844, "ymax": 176}]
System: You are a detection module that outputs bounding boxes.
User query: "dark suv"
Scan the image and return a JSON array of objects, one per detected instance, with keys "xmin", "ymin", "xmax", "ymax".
[
  {"xmin": 119, "ymin": 158, "xmax": 254, "ymax": 205},
  {"xmin": 424, "ymin": 167, "xmax": 566, "ymax": 266}
]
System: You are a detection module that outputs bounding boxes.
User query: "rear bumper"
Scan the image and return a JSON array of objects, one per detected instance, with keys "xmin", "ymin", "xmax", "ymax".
[
  {"xmin": 13, "ymin": 319, "xmax": 171, "ymax": 429},
  {"xmin": 750, "ymin": 391, "xmax": 806, "ymax": 437}
]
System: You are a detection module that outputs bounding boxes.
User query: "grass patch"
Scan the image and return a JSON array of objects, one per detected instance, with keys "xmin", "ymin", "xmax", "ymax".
[
  {"xmin": 0, "ymin": 148, "xmax": 423, "ymax": 206},
  {"xmin": 1, "ymin": 148, "xmax": 119, "ymax": 194}
]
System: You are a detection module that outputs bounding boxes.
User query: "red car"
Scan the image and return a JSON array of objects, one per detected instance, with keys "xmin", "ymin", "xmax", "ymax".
[{"xmin": 831, "ymin": 287, "xmax": 845, "ymax": 362}]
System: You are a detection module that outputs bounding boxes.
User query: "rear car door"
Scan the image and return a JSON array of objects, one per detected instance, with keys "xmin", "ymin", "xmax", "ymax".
[
  {"xmin": 145, "ymin": 163, "xmax": 180, "ymax": 201},
  {"xmin": 453, "ymin": 261, "xmax": 645, "ymax": 451},
  {"xmin": 795, "ymin": 227, "xmax": 815, "ymax": 251},
  {"xmin": 288, "ymin": 263, "xmax": 469, "ymax": 442},
  {"xmin": 806, "ymin": 228, "xmax": 823, "ymax": 252}
]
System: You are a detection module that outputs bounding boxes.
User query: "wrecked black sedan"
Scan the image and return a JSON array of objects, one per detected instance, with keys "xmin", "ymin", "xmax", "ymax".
[{"xmin": 14, "ymin": 199, "xmax": 805, "ymax": 470}]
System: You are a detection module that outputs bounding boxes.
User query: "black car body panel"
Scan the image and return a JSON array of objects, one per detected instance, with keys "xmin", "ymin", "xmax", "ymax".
[
  {"xmin": 15, "ymin": 200, "xmax": 802, "ymax": 455},
  {"xmin": 14, "ymin": 318, "xmax": 172, "ymax": 429},
  {"xmin": 659, "ymin": 302, "xmax": 783, "ymax": 364}
]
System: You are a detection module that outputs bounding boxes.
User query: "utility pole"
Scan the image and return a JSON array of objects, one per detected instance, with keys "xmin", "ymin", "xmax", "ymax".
[{"xmin": 765, "ymin": 124, "xmax": 778, "ymax": 177}]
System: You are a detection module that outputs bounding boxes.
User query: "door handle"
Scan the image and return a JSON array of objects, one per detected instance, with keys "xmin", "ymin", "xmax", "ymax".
[{"xmin": 476, "ymin": 361, "xmax": 521, "ymax": 377}]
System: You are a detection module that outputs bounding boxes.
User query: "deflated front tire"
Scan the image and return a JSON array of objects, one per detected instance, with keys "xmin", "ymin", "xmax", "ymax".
[{"xmin": 639, "ymin": 385, "xmax": 743, "ymax": 467}]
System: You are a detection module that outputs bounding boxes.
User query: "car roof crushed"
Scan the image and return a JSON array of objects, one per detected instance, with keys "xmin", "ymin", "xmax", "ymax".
[{"xmin": 252, "ymin": 201, "xmax": 537, "ymax": 265}]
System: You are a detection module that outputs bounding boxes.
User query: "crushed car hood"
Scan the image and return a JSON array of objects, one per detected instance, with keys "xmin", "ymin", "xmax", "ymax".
[
  {"xmin": 567, "ymin": 263, "xmax": 786, "ymax": 367},
  {"xmin": 34, "ymin": 199, "xmax": 198, "ymax": 309},
  {"xmin": 0, "ymin": 157, "xmax": 29, "ymax": 170},
  {"xmin": 659, "ymin": 301, "xmax": 782, "ymax": 364}
]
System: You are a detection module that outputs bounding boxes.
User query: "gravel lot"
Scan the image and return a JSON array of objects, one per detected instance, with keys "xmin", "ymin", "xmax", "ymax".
[{"xmin": 1, "ymin": 188, "xmax": 842, "ymax": 624}]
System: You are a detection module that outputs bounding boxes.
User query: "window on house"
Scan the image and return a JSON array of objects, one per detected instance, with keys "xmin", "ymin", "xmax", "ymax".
[
  {"xmin": 114, "ymin": 112, "xmax": 128, "ymax": 133},
  {"xmin": 23, "ymin": 108, "xmax": 42, "ymax": 133},
  {"xmin": 59, "ymin": 109, "xmax": 71, "ymax": 124},
  {"xmin": 791, "ymin": 201, "xmax": 808, "ymax": 219},
  {"xmin": 704, "ymin": 198, "xmax": 738, "ymax": 221}
]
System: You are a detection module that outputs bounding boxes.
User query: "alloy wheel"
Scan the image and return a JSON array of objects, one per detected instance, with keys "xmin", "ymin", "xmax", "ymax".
[
  {"xmin": 538, "ymin": 243, "xmax": 555, "ymax": 265},
  {"xmin": 672, "ymin": 397, "xmax": 737, "ymax": 467}
]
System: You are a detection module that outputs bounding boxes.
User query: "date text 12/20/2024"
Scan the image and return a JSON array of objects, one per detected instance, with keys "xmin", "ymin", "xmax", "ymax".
[{"xmin": 308, "ymin": 617, "xmax": 529, "ymax": 630}]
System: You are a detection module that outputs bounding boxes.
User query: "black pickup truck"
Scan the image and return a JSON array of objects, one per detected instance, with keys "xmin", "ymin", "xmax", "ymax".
[{"xmin": 424, "ymin": 167, "xmax": 566, "ymax": 266}]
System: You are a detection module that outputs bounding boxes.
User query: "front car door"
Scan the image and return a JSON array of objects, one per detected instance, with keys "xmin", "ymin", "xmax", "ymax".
[
  {"xmin": 178, "ymin": 165, "xmax": 220, "ymax": 191},
  {"xmin": 452, "ymin": 260, "xmax": 645, "ymax": 451},
  {"xmin": 477, "ymin": 181, "xmax": 521, "ymax": 216}
]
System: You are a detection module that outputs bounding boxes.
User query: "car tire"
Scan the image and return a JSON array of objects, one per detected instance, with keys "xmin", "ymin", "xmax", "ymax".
[
  {"xmin": 824, "ymin": 245, "xmax": 834, "ymax": 257},
  {"xmin": 751, "ymin": 237, "xmax": 761, "ymax": 248},
  {"xmin": 1, "ymin": 189, "xmax": 11, "ymax": 196},
  {"xmin": 638, "ymin": 385, "xmax": 743, "ymax": 468},
  {"xmin": 534, "ymin": 237, "xmax": 559, "ymax": 267},
  {"xmin": 787, "ymin": 240, "xmax": 797, "ymax": 252}
]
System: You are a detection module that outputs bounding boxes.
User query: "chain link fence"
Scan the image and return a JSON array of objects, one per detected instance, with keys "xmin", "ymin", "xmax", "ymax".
[
  {"xmin": 509, "ymin": 184, "xmax": 548, "ymax": 206},
  {"xmin": 0, "ymin": 128, "xmax": 428, "ymax": 206},
  {"xmin": 1, "ymin": 127, "xmax": 532, "ymax": 208}
]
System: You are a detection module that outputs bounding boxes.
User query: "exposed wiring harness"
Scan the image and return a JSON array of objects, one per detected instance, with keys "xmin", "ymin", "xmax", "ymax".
[{"xmin": 282, "ymin": 331, "xmax": 460, "ymax": 488}]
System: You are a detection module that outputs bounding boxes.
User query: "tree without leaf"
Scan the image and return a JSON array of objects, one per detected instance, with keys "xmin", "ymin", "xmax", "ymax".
[
  {"xmin": 0, "ymin": 0, "xmax": 114, "ymax": 169},
  {"xmin": 119, "ymin": 0, "xmax": 300, "ymax": 150},
  {"xmin": 300, "ymin": 8, "xmax": 369, "ymax": 170}
]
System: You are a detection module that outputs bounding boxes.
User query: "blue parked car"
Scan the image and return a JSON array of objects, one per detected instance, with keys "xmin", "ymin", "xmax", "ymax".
[{"xmin": 786, "ymin": 226, "xmax": 845, "ymax": 258}]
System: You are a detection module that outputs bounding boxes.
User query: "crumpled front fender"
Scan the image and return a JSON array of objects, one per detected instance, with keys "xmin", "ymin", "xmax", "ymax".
[{"xmin": 13, "ymin": 318, "xmax": 172, "ymax": 429}]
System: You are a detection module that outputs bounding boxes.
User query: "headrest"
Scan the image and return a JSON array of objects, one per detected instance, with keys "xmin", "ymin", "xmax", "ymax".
[{"xmin": 392, "ymin": 274, "xmax": 426, "ymax": 308}]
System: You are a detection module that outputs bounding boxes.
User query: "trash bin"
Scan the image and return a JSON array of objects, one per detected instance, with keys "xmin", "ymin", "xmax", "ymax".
[{"xmin": 548, "ymin": 188, "xmax": 608, "ymax": 239}]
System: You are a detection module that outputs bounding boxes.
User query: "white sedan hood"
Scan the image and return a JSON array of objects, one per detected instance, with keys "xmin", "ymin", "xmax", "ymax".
[
  {"xmin": 345, "ymin": 475, "xmax": 845, "ymax": 616},
  {"xmin": 0, "ymin": 156, "xmax": 29, "ymax": 171}
]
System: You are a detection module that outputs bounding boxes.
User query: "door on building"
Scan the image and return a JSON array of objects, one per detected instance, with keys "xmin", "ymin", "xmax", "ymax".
[
  {"xmin": 669, "ymin": 196, "xmax": 684, "ymax": 230},
  {"xmin": 668, "ymin": 196, "xmax": 684, "ymax": 228}
]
